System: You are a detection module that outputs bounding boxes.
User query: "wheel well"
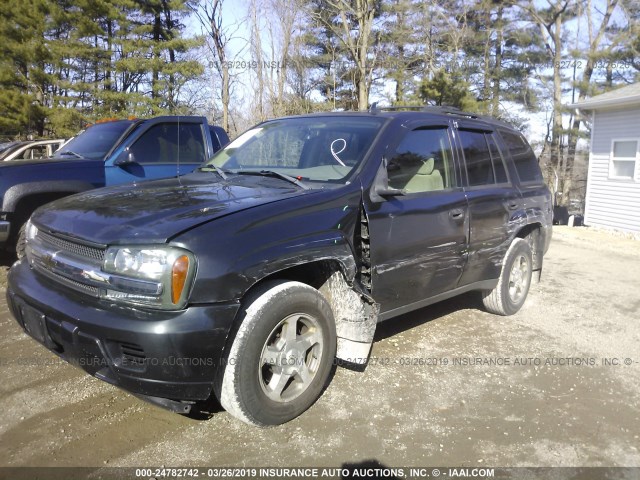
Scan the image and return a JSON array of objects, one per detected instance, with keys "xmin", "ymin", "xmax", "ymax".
[
  {"xmin": 214, "ymin": 259, "xmax": 350, "ymax": 389},
  {"xmin": 245, "ymin": 259, "xmax": 346, "ymax": 295},
  {"xmin": 515, "ymin": 223, "xmax": 543, "ymax": 272},
  {"xmin": 515, "ymin": 223, "xmax": 540, "ymax": 240},
  {"xmin": 223, "ymin": 259, "xmax": 377, "ymax": 368},
  {"xmin": 10, "ymin": 192, "xmax": 76, "ymax": 240},
  {"xmin": 13, "ymin": 192, "xmax": 75, "ymax": 220}
]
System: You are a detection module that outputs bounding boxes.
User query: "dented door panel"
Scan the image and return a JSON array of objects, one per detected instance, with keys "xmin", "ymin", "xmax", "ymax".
[
  {"xmin": 458, "ymin": 186, "xmax": 525, "ymax": 286},
  {"xmin": 366, "ymin": 191, "xmax": 469, "ymax": 313}
]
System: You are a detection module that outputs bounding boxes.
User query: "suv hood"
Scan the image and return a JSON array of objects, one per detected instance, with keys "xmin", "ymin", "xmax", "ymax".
[{"xmin": 32, "ymin": 173, "xmax": 313, "ymax": 245}]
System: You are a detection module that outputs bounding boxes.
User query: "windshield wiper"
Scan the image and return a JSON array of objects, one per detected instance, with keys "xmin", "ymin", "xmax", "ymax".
[
  {"xmin": 198, "ymin": 165, "xmax": 228, "ymax": 180},
  {"xmin": 56, "ymin": 150, "xmax": 83, "ymax": 159},
  {"xmin": 235, "ymin": 170, "xmax": 310, "ymax": 190}
]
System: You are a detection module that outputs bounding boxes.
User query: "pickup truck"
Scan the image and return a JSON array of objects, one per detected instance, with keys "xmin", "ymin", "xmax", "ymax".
[
  {"xmin": 0, "ymin": 116, "xmax": 229, "ymax": 256},
  {"xmin": 0, "ymin": 139, "xmax": 66, "ymax": 161}
]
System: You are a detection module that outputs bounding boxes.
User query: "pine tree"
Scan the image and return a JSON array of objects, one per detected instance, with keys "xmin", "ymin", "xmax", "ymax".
[
  {"xmin": 0, "ymin": 0, "xmax": 53, "ymax": 138},
  {"xmin": 418, "ymin": 69, "xmax": 479, "ymax": 111}
]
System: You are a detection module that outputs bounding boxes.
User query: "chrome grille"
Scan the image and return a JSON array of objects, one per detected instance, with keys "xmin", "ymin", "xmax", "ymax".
[
  {"xmin": 32, "ymin": 258, "xmax": 100, "ymax": 297},
  {"xmin": 38, "ymin": 231, "xmax": 105, "ymax": 262}
]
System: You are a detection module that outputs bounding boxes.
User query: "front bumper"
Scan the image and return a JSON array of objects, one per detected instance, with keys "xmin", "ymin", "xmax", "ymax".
[{"xmin": 7, "ymin": 259, "xmax": 240, "ymax": 403}]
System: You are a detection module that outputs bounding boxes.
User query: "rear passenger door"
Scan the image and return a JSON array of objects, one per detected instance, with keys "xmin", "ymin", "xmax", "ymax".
[
  {"xmin": 366, "ymin": 122, "xmax": 469, "ymax": 316},
  {"xmin": 455, "ymin": 125, "xmax": 523, "ymax": 286}
]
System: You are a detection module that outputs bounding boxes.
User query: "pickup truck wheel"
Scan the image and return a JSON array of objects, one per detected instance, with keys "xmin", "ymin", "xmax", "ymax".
[
  {"xmin": 15, "ymin": 222, "xmax": 27, "ymax": 259},
  {"xmin": 219, "ymin": 281, "xmax": 336, "ymax": 426},
  {"xmin": 482, "ymin": 238, "xmax": 533, "ymax": 316}
]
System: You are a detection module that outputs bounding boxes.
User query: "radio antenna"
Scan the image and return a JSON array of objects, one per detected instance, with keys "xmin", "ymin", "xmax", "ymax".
[{"xmin": 177, "ymin": 116, "xmax": 182, "ymax": 186}]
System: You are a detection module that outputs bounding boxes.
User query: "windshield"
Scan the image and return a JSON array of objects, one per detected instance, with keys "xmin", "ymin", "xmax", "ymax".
[
  {"xmin": 53, "ymin": 121, "xmax": 134, "ymax": 160},
  {"xmin": 206, "ymin": 116, "xmax": 385, "ymax": 184}
]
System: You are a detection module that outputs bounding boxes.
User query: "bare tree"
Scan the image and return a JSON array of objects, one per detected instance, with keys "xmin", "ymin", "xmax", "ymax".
[
  {"xmin": 249, "ymin": 0, "xmax": 266, "ymax": 121},
  {"xmin": 266, "ymin": 0, "xmax": 305, "ymax": 116},
  {"xmin": 191, "ymin": 0, "xmax": 240, "ymax": 132},
  {"xmin": 566, "ymin": 0, "xmax": 619, "ymax": 159},
  {"xmin": 514, "ymin": 0, "xmax": 576, "ymax": 201},
  {"xmin": 310, "ymin": 0, "xmax": 379, "ymax": 111}
]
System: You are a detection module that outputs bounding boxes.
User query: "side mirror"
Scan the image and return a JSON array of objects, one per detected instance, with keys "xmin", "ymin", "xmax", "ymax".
[
  {"xmin": 375, "ymin": 186, "xmax": 406, "ymax": 197},
  {"xmin": 370, "ymin": 157, "xmax": 406, "ymax": 202},
  {"xmin": 114, "ymin": 150, "xmax": 137, "ymax": 166}
]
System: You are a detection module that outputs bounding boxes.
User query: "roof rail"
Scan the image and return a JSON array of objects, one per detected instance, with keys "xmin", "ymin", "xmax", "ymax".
[
  {"xmin": 368, "ymin": 102, "xmax": 421, "ymax": 113},
  {"xmin": 367, "ymin": 104, "xmax": 481, "ymax": 119},
  {"xmin": 421, "ymin": 105, "xmax": 479, "ymax": 119},
  {"xmin": 377, "ymin": 105, "xmax": 424, "ymax": 111}
]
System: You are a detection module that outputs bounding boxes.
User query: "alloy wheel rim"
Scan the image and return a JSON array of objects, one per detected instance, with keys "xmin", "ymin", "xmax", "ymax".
[
  {"xmin": 508, "ymin": 254, "xmax": 530, "ymax": 303},
  {"xmin": 259, "ymin": 313, "xmax": 323, "ymax": 403}
]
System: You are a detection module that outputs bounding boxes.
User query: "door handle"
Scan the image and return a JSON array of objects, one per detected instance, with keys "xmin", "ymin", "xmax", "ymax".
[
  {"xmin": 449, "ymin": 209, "xmax": 465, "ymax": 221},
  {"xmin": 507, "ymin": 202, "xmax": 518, "ymax": 211}
]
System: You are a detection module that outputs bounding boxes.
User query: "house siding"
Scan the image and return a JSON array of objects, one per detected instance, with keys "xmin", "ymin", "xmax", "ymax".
[{"xmin": 584, "ymin": 106, "xmax": 640, "ymax": 233}]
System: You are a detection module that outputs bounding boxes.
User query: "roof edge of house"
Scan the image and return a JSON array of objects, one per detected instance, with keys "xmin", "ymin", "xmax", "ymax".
[{"xmin": 568, "ymin": 94, "xmax": 640, "ymax": 110}]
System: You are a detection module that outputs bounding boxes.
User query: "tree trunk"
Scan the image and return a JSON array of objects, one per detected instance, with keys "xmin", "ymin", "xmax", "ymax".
[
  {"xmin": 222, "ymin": 66, "xmax": 229, "ymax": 132},
  {"xmin": 566, "ymin": 0, "xmax": 618, "ymax": 183},
  {"xmin": 551, "ymin": 13, "xmax": 564, "ymax": 202},
  {"xmin": 152, "ymin": 10, "xmax": 161, "ymax": 110},
  {"xmin": 491, "ymin": 6, "xmax": 503, "ymax": 116}
]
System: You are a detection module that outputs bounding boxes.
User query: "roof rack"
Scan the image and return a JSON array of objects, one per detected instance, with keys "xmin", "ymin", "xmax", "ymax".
[
  {"xmin": 367, "ymin": 103, "xmax": 480, "ymax": 119},
  {"xmin": 368, "ymin": 103, "xmax": 423, "ymax": 113},
  {"xmin": 424, "ymin": 106, "xmax": 480, "ymax": 119}
]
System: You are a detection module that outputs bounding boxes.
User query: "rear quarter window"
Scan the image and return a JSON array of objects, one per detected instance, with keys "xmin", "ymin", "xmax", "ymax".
[{"xmin": 498, "ymin": 129, "xmax": 544, "ymax": 184}]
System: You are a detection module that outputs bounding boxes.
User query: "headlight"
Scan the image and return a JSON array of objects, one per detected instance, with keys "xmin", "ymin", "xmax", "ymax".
[
  {"xmin": 23, "ymin": 220, "xmax": 39, "ymax": 262},
  {"xmin": 25, "ymin": 219, "xmax": 38, "ymax": 242},
  {"xmin": 103, "ymin": 246, "xmax": 196, "ymax": 309}
]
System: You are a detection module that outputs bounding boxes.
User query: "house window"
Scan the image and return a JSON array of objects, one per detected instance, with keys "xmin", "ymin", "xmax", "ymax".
[{"xmin": 610, "ymin": 140, "xmax": 638, "ymax": 180}]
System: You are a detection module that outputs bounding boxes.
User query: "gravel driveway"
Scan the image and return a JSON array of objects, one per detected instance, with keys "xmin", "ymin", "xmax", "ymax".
[{"xmin": 0, "ymin": 226, "xmax": 639, "ymax": 476}]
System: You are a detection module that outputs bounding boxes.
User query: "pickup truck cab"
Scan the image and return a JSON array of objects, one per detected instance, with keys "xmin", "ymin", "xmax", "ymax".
[
  {"xmin": 0, "ymin": 139, "xmax": 66, "ymax": 161},
  {"xmin": 0, "ymin": 116, "xmax": 229, "ymax": 255},
  {"xmin": 8, "ymin": 108, "xmax": 552, "ymax": 426}
]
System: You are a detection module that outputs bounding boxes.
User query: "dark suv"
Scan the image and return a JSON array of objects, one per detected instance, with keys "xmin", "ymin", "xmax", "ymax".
[{"xmin": 8, "ymin": 107, "xmax": 552, "ymax": 426}]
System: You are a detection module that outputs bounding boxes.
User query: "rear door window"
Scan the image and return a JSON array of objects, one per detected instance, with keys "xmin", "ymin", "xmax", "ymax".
[
  {"xmin": 486, "ymin": 134, "xmax": 509, "ymax": 183},
  {"xmin": 459, "ymin": 130, "xmax": 496, "ymax": 187}
]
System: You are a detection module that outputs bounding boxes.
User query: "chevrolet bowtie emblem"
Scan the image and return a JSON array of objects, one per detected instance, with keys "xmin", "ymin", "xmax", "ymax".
[{"xmin": 41, "ymin": 253, "xmax": 56, "ymax": 270}]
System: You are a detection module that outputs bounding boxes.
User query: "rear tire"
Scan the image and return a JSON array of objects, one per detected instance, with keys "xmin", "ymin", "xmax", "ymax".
[
  {"xmin": 482, "ymin": 238, "xmax": 533, "ymax": 316},
  {"xmin": 218, "ymin": 281, "xmax": 336, "ymax": 426}
]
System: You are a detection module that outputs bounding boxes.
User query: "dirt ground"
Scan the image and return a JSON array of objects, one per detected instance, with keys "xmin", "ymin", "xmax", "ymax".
[{"xmin": 1, "ymin": 226, "xmax": 639, "ymax": 474}]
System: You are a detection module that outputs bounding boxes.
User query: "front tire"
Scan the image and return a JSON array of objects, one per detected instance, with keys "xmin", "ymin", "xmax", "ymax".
[
  {"xmin": 15, "ymin": 222, "xmax": 27, "ymax": 259},
  {"xmin": 218, "ymin": 281, "xmax": 336, "ymax": 426},
  {"xmin": 482, "ymin": 238, "xmax": 533, "ymax": 316}
]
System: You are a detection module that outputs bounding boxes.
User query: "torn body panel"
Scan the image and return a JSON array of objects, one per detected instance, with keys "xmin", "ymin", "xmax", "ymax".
[
  {"xmin": 520, "ymin": 184, "xmax": 554, "ymax": 283},
  {"xmin": 319, "ymin": 271, "xmax": 379, "ymax": 364}
]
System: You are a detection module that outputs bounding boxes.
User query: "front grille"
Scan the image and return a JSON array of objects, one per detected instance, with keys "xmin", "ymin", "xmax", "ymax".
[
  {"xmin": 32, "ymin": 259, "xmax": 100, "ymax": 297},
  {"xmin": 38, "ymin": 231, "xmax": 105, "ymax": 262},
  {"xmin": 30, "ymin": 230, "xmax": 104, "ymax": 296}
]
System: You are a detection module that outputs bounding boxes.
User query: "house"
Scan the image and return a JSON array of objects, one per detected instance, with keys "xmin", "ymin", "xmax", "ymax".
[{"xmin": 569, "ymin": 82, "xmax": 640, "ymax": 234}]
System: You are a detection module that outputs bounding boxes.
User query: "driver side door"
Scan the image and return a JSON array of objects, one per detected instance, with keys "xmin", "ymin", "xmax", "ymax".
[
  {"xmin": 105, "ymin": 118, "xmax": 209, "ymax": 186},
  {"xmin": 365, "ymin": 122, "xmax": 469, "ymax": 317}
]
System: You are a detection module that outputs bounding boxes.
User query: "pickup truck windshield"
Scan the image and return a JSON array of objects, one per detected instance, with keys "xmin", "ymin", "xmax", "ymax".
[
  {"xmin": 53, "ymin": 120, "xmax": 135, "ymax": 160},
  {"xmin": 207, "ymin": 117, "xmax": 385, "ymax": 184}
]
